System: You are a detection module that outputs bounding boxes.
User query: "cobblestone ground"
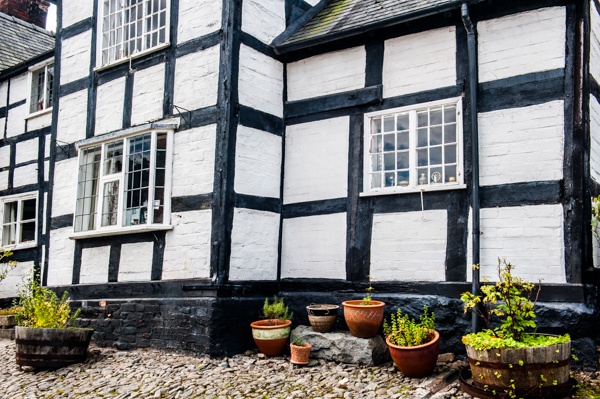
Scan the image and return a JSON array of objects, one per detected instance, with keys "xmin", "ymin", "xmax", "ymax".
[{"xmin": 0, "ymin": 340, "xmax": 598, "ymax": 399}]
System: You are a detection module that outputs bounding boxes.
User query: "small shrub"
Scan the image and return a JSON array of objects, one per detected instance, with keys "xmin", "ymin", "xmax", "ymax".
[
  {"xmin": 292, "ymin": 337, "xmax": 304, "ymax": 346},
  {"xmin": 0, "ymin": 305, "xmax": 23, "ymax": 316},
  {"xmin": 383, "ymin": 305, "xmax": 435, "ymax": 347},
  {"xmin": 0, "ymin": 248, "xmax": 17, "ymax": 284},
  {"xmin": 261, "ymin": 296, "xmax": 293, "ymax": 322}
]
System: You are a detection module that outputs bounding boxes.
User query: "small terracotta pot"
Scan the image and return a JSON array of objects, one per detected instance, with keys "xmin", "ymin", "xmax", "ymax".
[
  {"xmin": 386, "ymin": 330, "xmax": 440, "ymax": 378},
  {"xmin": 341, "ymin": 300, "xmax": 385, "ymax": 338},
  {"xmin": 250, "ymin": 319, "xmax": 291, "ymax": 356},
  {"xmin": 290, "ymin": 342, "xmax": 312, "ymax": 365}
]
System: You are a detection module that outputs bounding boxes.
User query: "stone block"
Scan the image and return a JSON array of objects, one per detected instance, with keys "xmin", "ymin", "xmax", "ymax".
[{"xmin": 291, "ymin": 325, "xmax": 390, "ymax": 366}]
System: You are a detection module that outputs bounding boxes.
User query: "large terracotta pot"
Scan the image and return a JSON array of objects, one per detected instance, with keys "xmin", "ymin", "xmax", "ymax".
[
  {"xmin": 290, "ymin": 342, "xmax": 312, "ymax": 365},
  {"xmin": 341, "ymin": 300, "xmax": 385, "ymax": 338},
  {"xmin": 250, "ymin": 319, "xmax": 292, "ymax": 356},
  {"xmin": 386, "ymin": 330, "xmax": 440, "ymax": 378}
]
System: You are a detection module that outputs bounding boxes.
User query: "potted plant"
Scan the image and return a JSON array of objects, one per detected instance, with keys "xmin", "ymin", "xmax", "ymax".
[
  {"xmin": 342, "ymin": 278, "xmax": 385, "ymax": 338},
  {"xmin": 250, "ymin": 296, "xmax": 293, "ymax": 356},
  {"xmin": 289, "ymin": 337, "xmax": 312, "ymax": 365},
  {"xmin": 14, "ymin": 276, "xmax": 93, "ymax": 369},
  {"xmin": 306, "ymin": 304, "xmax": 338, "ymax": 332},
  {"xmin": 383, "ymin": 305, "xmax": 440, "ymax": 378},
  {"xmin": 460, "ymin": 258, "xmax": 572, "ymax": 398}
]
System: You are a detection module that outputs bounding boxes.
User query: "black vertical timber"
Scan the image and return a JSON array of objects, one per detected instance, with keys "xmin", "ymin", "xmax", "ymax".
[
  {"xmin": 582, "ymin": 0, "xmax": 593, "ymax": 277},
  {"xmin": 7, "ymin": 142, "xmax": 15, "ymax": 190},
  {"xmin": 35, "ymin": 134, "xmax": 46, "ymax": 274},
  {"xmin": 72, "ymin": 240, "xmax": 82, "ymax": 284},
  {"xmin": 163, "ymin": 0, "xmax": 178, "ymax": 117},
  {"xmin": 150, "ymin": 232, "xmax": 166, "ymax": 280},
  {"xmin": 276, "ymin": 63, "xmax": 288, "ymax": 282},
  {"xmin": 107, "ymin": 244, "xmax": 121, "ymax": 282},
  {"xmin": 123, "ymin": 72, "xmax": 134, "ymax": 128},
  {"xmin": 365, "ymin": 41, "xmax": 384, "ymax": 87},
  {"xmin": 85, "ymin": 0, "xmax": 98, "ymax": 138}
]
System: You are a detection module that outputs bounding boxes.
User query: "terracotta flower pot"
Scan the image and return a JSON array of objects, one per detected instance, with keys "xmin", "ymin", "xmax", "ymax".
[
  {"xmin": 250, "ymin": 319, "xmax": 292, "ymax": 356},
  {"xmin": 386, "ymin": 330, "xmax": 440, "ymax": 378},
  {"xmin": 342, "ymin": 300, "xmax": 385, "ymax": 338},
  {"xmin": 290, "ymin": 342, "xmax": 312, "ymax": 365}
]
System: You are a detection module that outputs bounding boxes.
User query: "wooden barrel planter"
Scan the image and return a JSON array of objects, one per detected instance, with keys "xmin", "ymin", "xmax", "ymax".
[
  {"xmin": 306, "ymin": 304, "xmax": 338, "ymax": 332},
  {"xmin": 465, "ymin": 339, "xmax": 571, "ymax": 391},
  {"xmin": 15, "ymin": 326, "xmax": 94, "ymax": 369}
]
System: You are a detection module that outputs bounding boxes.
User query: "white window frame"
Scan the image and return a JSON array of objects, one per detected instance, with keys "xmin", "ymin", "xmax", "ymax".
[
  {"xmin": 96, "ymin": 0, "xmax": 171, "ymax": 69},
  {"xmin": 26, "ymin": 59, "xmax": 54, "ymax": 118},
  {"xmin": 362, "ymin": 97, "xmax": 465, "ymax": 196},
  {"xmin": 0, "ymin": 192, "xmax": 38, "ymax": 250},
  {"xmin": 71, "ymin": 128, "xmax": 174, "ymax": 239}
]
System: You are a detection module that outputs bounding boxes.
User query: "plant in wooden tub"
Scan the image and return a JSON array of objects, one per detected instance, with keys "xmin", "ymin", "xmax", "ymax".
[
  {"xmin": 289, "ymin": 337, "xmax": 312, "ymax": 365},
  {"xmin": 250, "ymin": 296, "xmax": 293, "ymax": 356},
  {"xmin": 342, "ymin": 277, "xmax": 385, "ymax": 338},
  {"xmin": 383, "ymin": 305, "xmax": 440, "ymax": 378},
  {"xmin": 460, "ymin": 258, "xmax": 572, "ymax": 398},
  {"xmin": 14, "ymin": 277, "xmax": 93, "ymax": 369}
]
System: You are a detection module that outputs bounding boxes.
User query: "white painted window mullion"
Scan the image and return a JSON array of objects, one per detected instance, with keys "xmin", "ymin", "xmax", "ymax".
[{"xmin": 408, "ymin": 110, "xmax": 417, "ymax": 187}]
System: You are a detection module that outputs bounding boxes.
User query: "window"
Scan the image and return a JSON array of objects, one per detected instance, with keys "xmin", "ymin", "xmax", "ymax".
[
  {"xmin": 74, "ymin": 130, "xmax": 172, "ymax": 233},
  {"xmin": 1, "ymin": 193, "xmax": 37, "ymax": 248},
  {"xmin": 363, "ymin": 98, "xmax": 463, "ymax": 194},
  {"xmin": 100, "ymin": 0, "xmax": 169, "ymax": 66},
  {"xmin": 28, "ymin": 61, "xmax": 54, "ymax": 114}
]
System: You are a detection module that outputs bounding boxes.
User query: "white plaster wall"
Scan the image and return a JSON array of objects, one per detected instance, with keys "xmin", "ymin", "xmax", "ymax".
[
  {"xmin": 0, "ymin": 145, "xmax": 9, "ymax": 168},
  {"xmin": 235, "ymin": 125, "xmax": 281, "ymax": 198},
  {"xmin": 61, "ymin": 31, "xmax": 92, "ymax": 85},
  {"xmin": 479, "ymin": 101, "xmax": 564, "ymax": 186},
  {"xmin": 383, "ymin": 27, "xmax": 456, "ymax": 98},
  {"xmin": 591, "ymin": 96, "xmax": 600, "ymax": 182},
  {"xmin": 119, "ymin": 242, "xmax": 153, "ymax": 281},
  {"xmin": 229, "ymin": 208, "xmax": 280, "ymax": 281},
  {"xmin": 467, "ymin": 205, "xmax": 565, "ymax": 283},
  {"xmin": 9, "ymin": 74, "xmax": 27, "ymax": 103},
  {"xmin": 131, "ymin": 64, "xmax": 165, "ymax": 126},
  {"xmin": 13, "ymin": 164, "xmax": 38, "ymax": 187},
  {"xmin": 0, "ymin": 171, "xmax": 7, "ymax": 190},
  {"xmin": 0, "ymin": 261, "xmax": 33, "ymax": 298},
  {"xmin": 370, "ymin": 210, "xmax": 447, "ymax": 281},
  {"xmin": 478, "ymin": 7, "xmax": 565, "ymax": 83},
  {"xmin": 52, "ymin": 158, "xmax": 78, "ymax": 217},
  {"xmin": 0, "ymin": 80, "xmax": 7, "ymax": 104},
  {"xmin": 47, "ymin": 227, "xmax": 75, "ymax": 286},
  {"xmin": 304, "ymin": 0, "xmax": 319, "ymax": 5},
  {"xmin": 238, "ymin": 44, "xmax": 283, "ymax": 117},
  {"xmin": 591, "ymin": 1, "xmax": 600, "ymax": 82},
  {"xmin": 27, "ymin": 111, "xmax": 52, "ymax": 131},
  {"xmin": 162, "ymin": 210, "xmax": 212, "ymax": 279},
  {"xmin": 287, "ymin": 47, "xmax": 365, "ymax": 102},
  {"xmin": 57, "ymin": 90, "xmax": 88, "ymax": 144},
  {"xmin": 177, "ymin": 0, "xmax": 221, "ymax": 44},
  {"xmin": 0, "ymin": 118, "xmax": 4, "ymax": 136},
  {"xmin": 593, "ymin": 229, "xmax": 600, "ymax": 268},
  {"xmin": 281, "ymin": 213, "xmax": 347, "ymax": 279},
  {"xmin": 242, "ymin": 0, "xmax": 285, "ymax": 45},
  {"xmin": 6, "ymin": 104, "xmax": 27, "ymax": 138},
  {"xmin": 95, "ymin": 77, "xmax": 125, "ymax": 135},
  {"xmin": 79, "ymin": 246, "xmax": 110, "ymax": 284},
  {"xmin": 173, "ymin": 45, "xmax": 219, "ymax": 111},
  {"xmin": 171, "ymin": 124, "xmax": 216, "ymax": 197},
  {"xmin": 284, "ymin": 117, "xmax": 349, "ymax": 204},
  {"xmin": 62, "ymin": 0, "xmax": 94, "ymax": 28},
  {"xmin": 15, "ymin": 138, "xmax": 39, "ymax": 164}
]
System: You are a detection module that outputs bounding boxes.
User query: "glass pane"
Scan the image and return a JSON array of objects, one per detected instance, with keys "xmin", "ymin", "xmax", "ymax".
[
  {"xmin": 371, "ymin": 154, "xmax": 381, "ymax": 172},
  {"xmin": 417, "ymin": 149, "xmax": 428, "ymax": 167},
  {"xmin": 101, "ymin": 181, "xmax": 120, "ymax": 227},
  {"xmin": 383, "ymin": 116, "xmax": 394, "ymax": 132},
  {"xmin": 383, "ymin": 134, "xmax": 395, "ymax": 152},
  {"xmin": 371, "ymin": 173, "xmax": 382, "ymax": 189},
  {"xmin": 417, "ymin": 169, "xmax": 428, "ymax": 185},
  {"xmin": 20, "ymin": 222, "xmax": 35, "ymax": 242},
  {"xmin": 430, "ymin": 126, "xmax": 442, "ymax": 146},
  {"xmin": 430, "ymin": 147, "xmax": 442, "ymax": 165},
  {"xmin": 417, "ymin": 111, "xmax": 428, "ymax": 128},
  {"xmin": 396, "ymin": 114, "xmax": 409, "ymax": 131},
  {"xmin": 445, "ymin": 144, "xmax": 457, "ymax": 164},
  {"xmin": 444, "ymin": 106, "xmax": 456, "ymax": 123},
  {"xmin": 155, "ymin": 169, "xmax": 165, "ymax": 187},
  {"xmin": 371, "ymin": 118, "xmax": 381, "ymax": 134},
  {"xmin": 384, "ymin": 172, "xmax": 395, "ymax": 187},
  {"xmin": 371, "ymin": 135, "xmax": 382, "ymax": 154},
  {"xmin": 3, "ymin": 202, "xmax": 16, "ymax": 223},
  {"xmin": 417, "ymin": 128, "xmax": 428, "ymax": 148},
  {"xmin": 396, "ymin": 132, "xmax": 409, "ymax": 150},
  {"xmin": 2, "ymin": 224, "xmax": 15, "ymax": 245},
  {"xmin": 104, "ymin": 141, "xmax": 123, "ymax": 174},
  {"xmin": 396, "ymin": 152, "xmax": 409, "ymax": 169},
  {"xmin": 21, "ymin": 199, "xmax": 36, "ymax": 220},
  {"xmin": 430, "ymin": 108, "xmax": 443, "ymax": 125},
  {"xmin": 76, "ymin": 146, "xmax": 101, "ymax": 232},
  {"xmin": 444, "ymin": 124, "xmax": 456, "ymax": 144},
  {"xmin": 384, "ymin": 153, "xmax": 395, "ymax": 171},
  {"xmin": 397, "ymin": 171, "xmax": 409, "ymax": 187},
  {"xmin": 445, "ymin": 165, "xmax": 457, "ymax": 183},
  {"xmin": 430, "ymin": 167, "xmax": 443, "ymax": 184}
]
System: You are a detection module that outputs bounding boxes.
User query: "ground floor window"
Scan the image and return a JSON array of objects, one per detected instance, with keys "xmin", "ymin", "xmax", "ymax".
[{"xmin": 1, "ymin": 193, "xmax": 37, "ymax": 248}]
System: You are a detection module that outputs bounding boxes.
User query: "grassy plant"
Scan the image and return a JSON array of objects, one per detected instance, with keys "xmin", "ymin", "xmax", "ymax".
[
  {"xmin": 362, "ymin": 275, "xmax": 374, "ymax": 305},
  {"xmin": 0, "ymin": 248, "xmax": 17, "ymax": 283},
  {"xmin": 383, "ymin": 305, "xmax": 435, "ymax": 347},
  {"xmin": 261, "ymin": 296, "xmax": 293, "ymax": 322}
]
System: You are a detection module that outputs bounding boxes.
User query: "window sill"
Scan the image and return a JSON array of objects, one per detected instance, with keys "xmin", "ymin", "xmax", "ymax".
[
  {"xmin": 1, "ymin": 242, "xmax": 37, "ymax": 252},
  {"xmin": 69, "ymin": 224, "xmax": 173, "ymax": 240},
  {"xmin": 360, "ymin": 183, "xmax": 467, "ymax": 197},
  {"xmin": 25, "ymin": 107, "xmax": 52, "ymax": 120},
  {"xmin": 94, "ymin": 43, "xmax": 171, "ymax": 73}
]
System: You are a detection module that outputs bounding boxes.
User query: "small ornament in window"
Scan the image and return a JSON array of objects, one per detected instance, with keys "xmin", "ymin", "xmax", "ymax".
[
  {"xmin": 431, "ymin": 171, "xmax": 441, "ymax": 184},
  {"xmin": 418, "ymin": 173, "xmax": 427, "ymax": 185}
]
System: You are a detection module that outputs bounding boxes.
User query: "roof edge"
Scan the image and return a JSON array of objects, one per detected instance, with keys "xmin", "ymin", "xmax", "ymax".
[
  {"xmin": 271, "ymin": 0, "xmax": 330, "ymax": 54},
  {"xmin": 0, "ymin": 11, "xmax": 54, "ymax": 37},
  {"xmin": 0, "ymin": 49, "xmax": 54, "ymax": 81}
]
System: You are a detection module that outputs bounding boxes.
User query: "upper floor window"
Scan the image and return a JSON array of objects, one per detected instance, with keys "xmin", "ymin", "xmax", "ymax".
[
  {"xmin": 1, "ymin": 193, "xmax": 38, "ymax": 248},
  {"xmin": 74, "ymin": 130, "xmax": 172, "ymax": 233},
  {"xmin": 28, "ymin": 61, "xmax": 54, "ymax": 115},
  {"xmin": 363, "ymin": 98, "xmax": 464, "ymax": 195},
  {"xmin": 100, "ymin": 0, "xmax": 169, "ymax": 67}
]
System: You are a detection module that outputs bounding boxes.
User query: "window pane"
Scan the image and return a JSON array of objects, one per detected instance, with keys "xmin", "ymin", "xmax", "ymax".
[
  {"xmin": 445, "ymin": 144, "xmax": 457, "ymax": 164},
  {"xmin": 417, "ymin": 128, "xmax": 428, "ymax": 148},
  {"xmin": 445, "ymin": 165, "xmax": 457, "ymax": 183},
  {"xmin": 384, "ymin": 172, "xmax": 395, "ymax": 187},
  {"xmin": 384, "ymin": 153, "xmax": 395, "ymax": 171},
  {"xmin": 371, "ymin": 118, "xmax": 381, "ymax": 134},
  {"xmin": 417, "ymin": 111, "xmax": 428, "ymax": 128},
  {"xmin": 21, "ymin": 199, "xmax": 36, "ymax": 220},
  {"xmin": 444, "ymin": 124, "xmax": 456, "ymax": 144},
  {"xmin": 101, "ymin": 181, "xmax": 120, "ymax": 227},
  {"xmin": 396, "ymin": 132, "xmax": 409, "ymax": 150},
  {"xmin": 396, "ymin": 114, "xmax": 409, "ymax": 131},
  {"xmin": 20, "ymin": 222, "xmax": 35, "ymax": 242},
  {"xmin": 3, "ymin": 202, "xmax": 16, "ymax": 224},
  {"xmin": 46, "ymin": 64, "xmax": 54, "ymax": 109},
  {"xmin": 371, "ymin": 154, "xmax": 381, "ymax": 172},
  {"xmin": 371, "ymin": 173, "xmax": 382, "ymax": 189},
  {"xmin": 75, "ymin": 146, "xmax": 101, "ymax": 232},
  {"xmin": 124, "ymin": 134, "xmax": 151, "ymax": 226},
  {"xmin": 383, "ymin": 116, "xmax": 394, "ymax": 132},
  {"xmin": 444, "ymin": 106, "xmax": 456, "ymax": 123},
  {"xmin": 104, "ymin": 141, "xmax": 123, "ymax": 174},
  {"xmin": 417, "ymin": 149, "xmax": 428, "ymax": 167},
  {"xmin": 429, "ymin": 147, "xmax": 442, "ymax": 165},
  {"xmin": 430, "ymin": 167, "xmax": 443, "ymax": 184},
  {"xmin": 30, "ymin": 69, "xmax": 44, "ymax": 113},
  {"xmin": 397, "ymin": 171, "xmax": 409, "ymax": 187},
  {"xmin": 430, "ymin": 126, "xmax": 442, "ymax": 146},
  {"xmin": 2, "ymin": 224, "xmax": 15, "ymax": 245},
  {"xmin": 417, "ymin": 169, "xmax": 428, "ymax": 186},
  {"xmin": 383, "ymin": 134, "xmax": 395, "ymax": 152},
  {"xmin": 371, "ymin": 135, "xmax": 382, "ymax": 154},
  {"xmin": 396, "ymin": 152, "xmax": 409, "ymax": 169},
  {"xmin": 430, "ymin": 108, "xmax": 443, "ymax": 125}
]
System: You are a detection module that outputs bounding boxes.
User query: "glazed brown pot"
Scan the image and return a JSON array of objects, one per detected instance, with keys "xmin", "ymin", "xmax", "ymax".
[
  {"xmin": 341, "ymin": 300, "xmax": 385, "ymax": 338},
  {"xmin": 386, "ymin": 330, "xmax": 440, "ymax": 378},
  {"xmin": 250, "ymin": 319, "xmax": 292, "ymax": 356},
  {"xmin": 290, "ymin": 342, "xmax": 312, "ymax": 365}
]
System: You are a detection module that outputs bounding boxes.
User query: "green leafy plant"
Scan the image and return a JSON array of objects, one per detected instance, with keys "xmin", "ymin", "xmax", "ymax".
[
  {"xmin": 0, "ymin": 248, "xmax": 17, "ymax": 283},
  {"xmin": 261, "ymin": 296, "xmax": 293, "ymax": 323},
  {"xmin": 15, "ymin": 276, "xmax": 80, "ymax": 328},
  {"xmin": 383, "ymin": 305, "xmax": 435, "ymax": 347},
  {"xmin": 592, "ymin": 195, "xmax": 600, "ymax": 245},
  {"xmin": 0, "ymin": 305, "xmax": 23, "ymax": 316},
  {"xmin": 362, "ymin": 275, "xmax": 374, "ymax": 305},
  {"xmin": 291, "ymin": 337, "xmax": 305, "ymax": 346}
]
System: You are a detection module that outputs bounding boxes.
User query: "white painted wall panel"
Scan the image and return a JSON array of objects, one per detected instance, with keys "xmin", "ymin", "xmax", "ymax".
[
  {"xmin": 591, "ymin": 96, "xmax": 600, "ymax": 182},
  {"xmin": 0, "ymin": 171, "xmax": 6, "ymax": 190},
  {"xmin": 229, "ymin": 208, "xmax": 280, "ymax": 281},
  {"xmin": 173, "ymin": 45, "xmax": 219, "ymax": 111},
  {"xmin": 13, "ymin": 164, "xmax": 38, "ymax": 187},
  {"xmin": 281, "ymin": 213, "xmax": 346, "ymax": 279},
  {"xmin": 52, "ymin": 158, "xmax": 78, "ymax": 217},
  {"xmin": 591, "ymin": 1, "xmax": 600, "ymax": 82},
  {"xmin": 131, "ymin": 63, "xmax": 165, "ymax": 126},
  {"xmin": 242, "ymin": 0, "xmax": 285, "ymax": 45},
  {"xmin": 177, "ymin": 0, "xmax": 221, "ymax": 44},
  {"xmin": 238, "ymin": 45, "xmax": 283, "ymax": 117},
  {"xmin": 0, "ymin": 81, "xmax": 7, "ymax": 103},
  {"xmin": 0, "ymin": 262, "xmax": 32, "ymax": 298},
  {"xmin": 47, "ymin": 227, "xmax": 75, "ymax": 286},
  {"xmin": 57, "ymin": 90, "xmax": 88, "ymax": 144},
  {"xmin": 467, "ymin": 205, "xmax": 565, "ymax": 283},
  {"xmin": 119, "ymin": 242, "xmax": 153, "ymax": 281},
  {"xmin": 95, "ymin": 77, "xmax": 125, "ymax": 135},
  {"xmin": 171, "ymin": 124, "xmax": 216, "ymax": 197},
  {"xmin": 284, "ymin": 117, "xmax": 349, "ymax": 204},
  {"xmin": 0, "ymin": 118, "xmax": 4, "ymax": 136},
  {"xmin": 370, "ymin": 210, "xmax": 447, "ymax": 281},
  {"xmin": 6, "ymin": 104, "xmax": 27, "ymax": 138},
  {"xmin": 15, "ymin": 138, "xmax": 39, "ymax": 164},
  {"xmin": 235, "ymin": 125, "xmax": 281, "ymax": 198},
  {"xmin": 62, "ymin": 0, "xmax": 94, "ymax": 28},
  {"xmin": 9, "ymin": 74, "xmax": 27, "ymax": 103},
  {"xmin": 0, "ymin": 145, "xmax": 9, "ymax": 168},
  {"xmin": 80, "ymin": 246, "xmax": 110, "ymax": 284},
  {"xmin": 162, "ymin": 210, "xmax": 212, "ymax": 279},
  {"xmin": 383, "ymin": 27, "xmax": 456, "ymax": 98},
  {"xmin": 61, "ymin": 31, "xmax": 92, "ymax": 85},
  {"xmin": 478, "ymin": 7, "xmax": 565, "ymax": 82},
  {"xmin": 26, "ymin": 111, "xmax": 52, "ymax": 131},
  {"xmin": 287, "ymin": 47, "xmax": 365, "ymax": 101},
  {"xmin": 479, "ymin": 101, "xmax": 564, "ymax": 186}
]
